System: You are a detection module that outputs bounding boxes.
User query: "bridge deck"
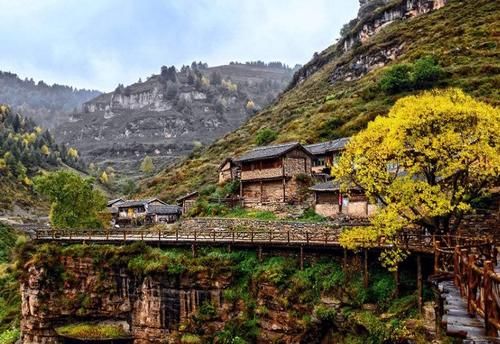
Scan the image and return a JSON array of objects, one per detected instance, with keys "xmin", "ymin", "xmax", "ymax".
[{"xmin": 440, "ymin": 280, "xmax": 500, "ymax": 343}]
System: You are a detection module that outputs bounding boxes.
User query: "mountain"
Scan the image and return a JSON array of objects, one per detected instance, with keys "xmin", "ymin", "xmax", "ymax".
[
  {"xmin": 0, "ymin": 71, "xmax": 100, "ymax": 128},
  {"xmin": 56, "ymin": 62, "xmax": 297, "ymax": 178},
  {"xmin": 138, "ymin": 0, "xmax": 499, "ymax": 201},
  {"xmin": 0, "ymin": 105, "xmax": 84, "ymax": 215}
]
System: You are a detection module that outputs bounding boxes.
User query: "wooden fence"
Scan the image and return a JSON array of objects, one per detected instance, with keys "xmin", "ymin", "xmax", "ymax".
[{"xmin": 434, "ymin": 237, "xmax": 499, "ymax": 337}]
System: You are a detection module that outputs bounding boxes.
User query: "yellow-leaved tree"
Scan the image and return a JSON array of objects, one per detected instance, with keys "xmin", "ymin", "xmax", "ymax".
[{"xmin": 334, "ymin": 89, "xmax": 500, "ymax": 267}]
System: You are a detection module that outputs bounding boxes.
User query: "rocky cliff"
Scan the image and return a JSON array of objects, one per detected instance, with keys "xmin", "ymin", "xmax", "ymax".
[
  {"xmin": 289, "ymin": 0, "xmax": 447, "ymax": 88},
  {"xmin": 56, "ymin": 63, "xmax": 295, "ymax": 178},
  {"xmin": 19, "ymin": 243, "xmax": 429, "ymax": 343}
]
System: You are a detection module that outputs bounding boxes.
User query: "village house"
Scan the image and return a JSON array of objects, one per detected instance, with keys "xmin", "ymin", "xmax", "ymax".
[
  {"xmin": 234, "ymin": 142, "xmax": 314, "ymax": 206},
  {"xmin": 107, "ymin": 198, "xmax": 181, "ymax": 226},
  {"xmin": 309, "ymin": 181, "xmax": 376, "ymax": 218},
  {"xmin": 176, "ymin": 191, "xmax": 199, "ymax": 215},
  {"xmin": 218, "ymin": 158, "xmax": 241, "ymax": 184},
  {"xmin": 304, "ymin": 137, "xmax": 350, "ymax": 176}
]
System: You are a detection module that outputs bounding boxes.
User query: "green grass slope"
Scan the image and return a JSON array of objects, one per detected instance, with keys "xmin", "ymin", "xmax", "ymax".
[{"xmin": 139, "ymin": 0, "xmax": 499, "ymax": 201}]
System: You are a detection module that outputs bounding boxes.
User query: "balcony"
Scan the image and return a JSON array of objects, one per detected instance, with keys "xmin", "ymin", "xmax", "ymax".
[{"xmin": 240, "ymin": 167, "xmax": 284, "ymax": 181}]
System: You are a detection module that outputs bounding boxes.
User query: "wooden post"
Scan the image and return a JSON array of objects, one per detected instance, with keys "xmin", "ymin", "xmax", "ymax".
[
  {"xmin": 453, "ymin": 245, "xmax": 460, "ymax": 286},
  {"xmin": 467, "ymin": 254, "xmax": 475, "ymax": 315},
  {"xmin": 343, "ymin": 249, "xmax": 348, "ymax": 271},
  {"xmin": 363, "ymin": 249, "xmax": 369, "ymax": 288},
  {"xmin": 300, "ymin": 246, "xmax": 304, "ymax": 270},
  {"xmin": 434, "ymin": 240, "xmax": 441, "ymax": 273},
  {"xmin": 258, "ymin": 246, "xmax": 263, "ymax": 262},
  {"xmin": 394, "ymin": 267, "xmax": 400, "ymax": 298},
  {"xmin": 417, "ymin": 254, "xmax": 423, "ymax": 315},
  {"xmin": 483, "ymin": 260, "xmax": 496, "ymax": 337},
  {"xmin": 191, "ymin": 244, "xmax": 196, "ymax": 258},
  {"xmin": 227, "ymin": 244, "xmax": 232, "ymax": 253}
]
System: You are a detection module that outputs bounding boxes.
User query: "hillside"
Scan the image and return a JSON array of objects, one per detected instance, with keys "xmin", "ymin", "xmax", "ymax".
[
  {"xmin": 0, "ymin": 71, "xmax": 100, "ymax": 128},
  {"xmin": 0, "ymin": 105, "xmax": 85, "ymax": 215},
  {"xmin": 138, "ymin": 0, "xmax": 499, "ymax": 201},
  {"xmin": 56, "ymin": 62, "xmax": 296, "ymax": 178}
]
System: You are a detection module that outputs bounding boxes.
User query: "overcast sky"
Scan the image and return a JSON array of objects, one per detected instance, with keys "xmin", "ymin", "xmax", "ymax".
[{"xmin": 0, "ymin": 0, "xmax": 358, "ymax": 92}]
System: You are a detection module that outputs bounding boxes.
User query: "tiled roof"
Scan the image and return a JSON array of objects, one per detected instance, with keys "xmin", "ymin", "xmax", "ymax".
[
  {"xmin": 309, "ymin": 181, "xmax": 341, "ymax": 192},
  {"xmin": 176, "ymin": 191, "xmax": 199, "ymax": 202},
  {"xmin": 116, "ymin": 198, "xmax": 165, "ymax": 208},
  {"xmin": 304, "ymin": 137, "xmax": 350, "ymax": 155},
  {"xmin": 309, "ymin": 181, "xmax": 362, "ymax": 192},
  {"xmin": 234, "ymin": 142, "xmax": 306, "ymax": 163},
  {"xmin": 147, "ymin": 205, "xmax": 181, "ymax": 215},
  {"xmin": 107, "ymin": 198, "xmax": 124, "ymax": 206}
]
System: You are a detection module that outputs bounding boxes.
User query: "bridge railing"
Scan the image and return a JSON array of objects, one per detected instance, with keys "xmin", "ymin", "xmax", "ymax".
[
  {"xmin": 434, "ymin": 237, "xmax": 499, "ymax": 337},
  {"xmin": 34, "ymin": 226, "xmax": 458, "ymax": 254}
]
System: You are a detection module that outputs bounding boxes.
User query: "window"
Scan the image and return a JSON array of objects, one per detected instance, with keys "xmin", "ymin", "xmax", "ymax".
[{"xmin": 313, "ymin": 158, "xmax": 325, "ymax": 167}]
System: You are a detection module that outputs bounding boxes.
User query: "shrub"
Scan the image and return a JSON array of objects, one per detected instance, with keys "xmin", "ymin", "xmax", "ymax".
[
  {"xmin": 379, "ymin": 64, "xmax": 413, "ymax": 94},
  {"xmin": 413, "ymin": 56, "xmax": 444, "ymax": 88},
  {"xmin": 255, "ymin": 128, "xmax": 277, "ymax": 145},
  {"xmin": 380, "ymin": 57, "xmax": 444, "ymax": 94}
]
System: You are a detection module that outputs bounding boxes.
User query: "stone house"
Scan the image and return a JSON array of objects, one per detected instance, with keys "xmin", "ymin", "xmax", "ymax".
[
  {"xmin": 234, "ymin": 142, "xmax": 314, "ymax": 206},
  {"xmin": 108, "ymin": 198, "xmax": 181, "ymax": 225},
  {"xmin": 176, "ymin": 191, "xmax": 199, "ymax": 215},
  {"xmin": 309, "ymin": 181, "xmax": 377, "ymax": 218},
  {"xmin": 218, "ymin": 158, "xmax": 240, "ymax": 184},
  {"xmin": 304, "ymin": 137, "xmax": 350, "ymax": 176}
]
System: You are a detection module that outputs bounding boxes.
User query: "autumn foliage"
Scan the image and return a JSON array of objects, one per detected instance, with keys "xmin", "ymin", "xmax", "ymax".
[{"xmin": 334, "ymin": 89, "xmax": 500, "ymax": 263}]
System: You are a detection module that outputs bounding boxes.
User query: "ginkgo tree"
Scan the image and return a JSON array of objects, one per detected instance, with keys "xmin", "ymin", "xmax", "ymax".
[{"xmin": 333, "ymin": 89, "xmax": 500, "ymax": 261}]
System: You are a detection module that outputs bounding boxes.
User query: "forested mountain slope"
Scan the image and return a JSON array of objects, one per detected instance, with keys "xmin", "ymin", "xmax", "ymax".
[
  {"xmin": 0, "ymin": 71, "xmax": 100, "ymax": 128},
  {"xmin": 138, "ymin": 0, "xmax": 498, "ymax": 201},
  {"xmin": 0, "ymin": 105, "xmax": 84, "ymax": 214}
]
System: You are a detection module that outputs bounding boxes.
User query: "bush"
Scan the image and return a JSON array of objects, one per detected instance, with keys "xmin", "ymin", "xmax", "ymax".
[
  {"xmin": 255, "ymin": 128, "xmax": 277, "ymax": 145},
  {"xmin": 379, "ymin": 64, "xmax": 413, "ymax": 94},
  {"xmin": 413, "ymin": 56, "xmax": 444, "ymax": 88},
  {"xmin": 379, "ymin": 57, "xmax": 444, "ymax": 94}
]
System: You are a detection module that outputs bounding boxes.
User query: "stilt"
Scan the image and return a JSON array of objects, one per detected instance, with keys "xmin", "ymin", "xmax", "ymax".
[
  {"xmin": 417, "ymin": 254, "xmax": 423, "ymax": 314},
  {"xmin": 258, "ymin": 246, "xmax": 263, "ymax": 262},
  {"xmin": 227, "ymin": 244, "xmax": 232, "ymax": 253},
  {"xmin": 300, "ymin": 246, "xmax": 304, "ymax": 270},
  {"xmin": 191, "ymin": 244, "xmax": 196, "ymax": 258},
  {"xmin": 363, "ymin": 249, "xmax": 369, "ymax": 288},
  {"xmin": 394, "ymin": 267, "xmax": 400, "ymax": 298}
]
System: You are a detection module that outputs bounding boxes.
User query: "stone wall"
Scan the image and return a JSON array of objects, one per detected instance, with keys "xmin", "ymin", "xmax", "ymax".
[{"xmin": 180, "ymin": 217, "xmax": 365, "ymax": 233}]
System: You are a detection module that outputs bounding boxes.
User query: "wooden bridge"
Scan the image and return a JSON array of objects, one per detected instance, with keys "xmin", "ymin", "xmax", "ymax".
[
  {"xmin": 32, "ymin": 222, "xmax": 443, "ymax": 252},
  {"xmin": 33, "ymin": 222, "xmax": 500, "ymax": 342}
]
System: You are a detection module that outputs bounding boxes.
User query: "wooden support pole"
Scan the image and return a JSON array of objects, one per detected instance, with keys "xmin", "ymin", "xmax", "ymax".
[
  {"xmin": 394, "ymin": 267, "xmax": 400, "ymax": 298},
  {"xmin": 483, "ymin": 260, "xmax": 497, "ymax": 337},
  {"xmin": 467, "ymin": 254, "xmax": 475, "ymax": 315},
  {"xmin": 434, "ymin": 240, "xmax": 441, "ymax": 273},
  {"xmin": 300, "ymin": 246, "xmax": 304, "ymax": 270},
  {"xmin": 258, "ymin": 246, "xmax": 263, "ymax": 262},
  {"xmin": 343, "ymin": 249, "xmax": 347, "ymax": 271},
  {"xmin": 227, "ymin": 244, "xmax": 232, "ymax": 253},
  {"xmin": 191, "ymin": 244, "xmax": 196, "ymax": 258},
  {"xmin": 417, "ymin": 254, "xmax": 423, "ymax": 315},
  {"xmin": 363, "ymin": 249, "xmax": 369, "ymax": 288}
]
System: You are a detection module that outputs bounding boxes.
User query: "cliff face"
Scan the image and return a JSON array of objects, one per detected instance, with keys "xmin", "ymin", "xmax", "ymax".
[
  {"xmin": 19, "ymin": 244, "xmax": 428, "ymax": 343},
  {"xmin": 56, "ymin": 63, "xmax": 295, "ymax": 177},
  {"xmin": 289, "ymin": 0, "xmax": 447, "ymax": 88},
  {"xmin": 21, "ymin": 256, "xmax": 232, "ymax": 343}
]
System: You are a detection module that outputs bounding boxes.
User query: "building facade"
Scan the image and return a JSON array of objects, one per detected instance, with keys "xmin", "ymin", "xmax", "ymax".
[
  {"xmin": 310, "ymin": 181, "xmax": 377, "ymax": 218},
  {"xmin": 234, "ymin": 142, "xmax": 313, "ymax": 206},
  {"xmin": 107, "ymin": 198, "xmax": 181, "ymax": 226}
]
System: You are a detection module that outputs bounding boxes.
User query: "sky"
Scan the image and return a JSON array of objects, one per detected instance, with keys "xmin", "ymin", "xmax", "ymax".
[{"xmin": 0, "ymin": 0, "xmax": 358, "ymax": 92}]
